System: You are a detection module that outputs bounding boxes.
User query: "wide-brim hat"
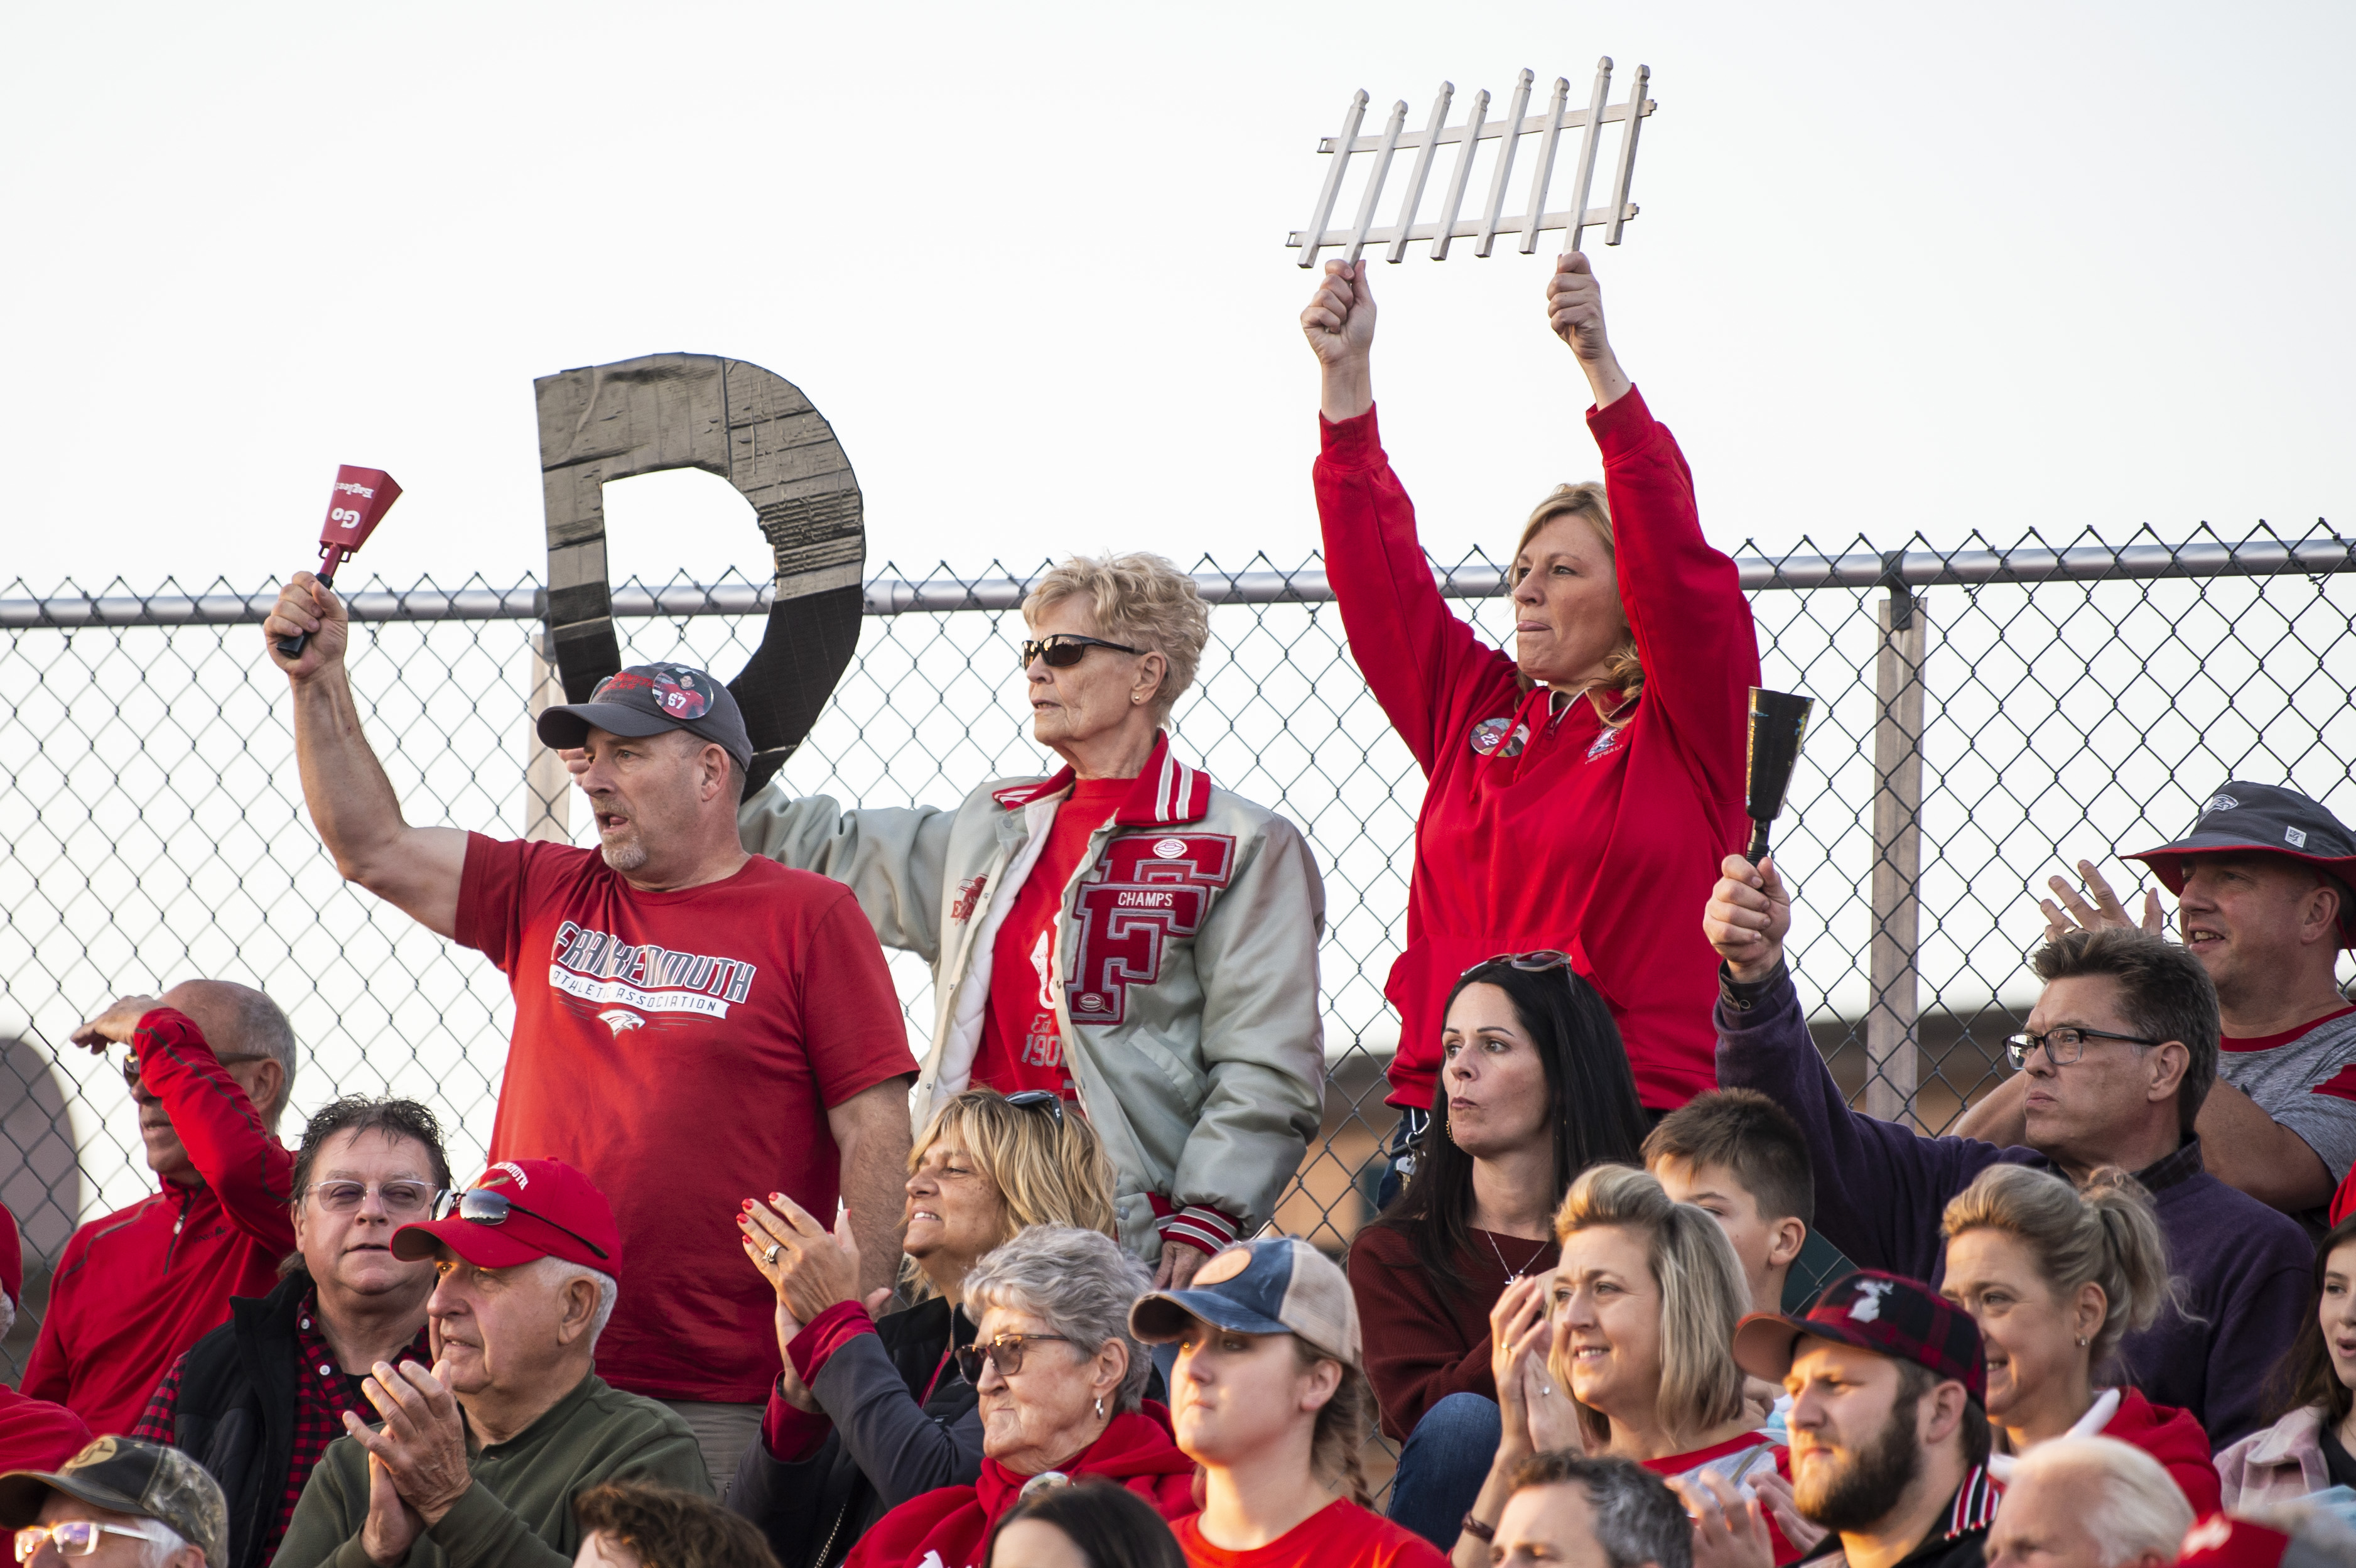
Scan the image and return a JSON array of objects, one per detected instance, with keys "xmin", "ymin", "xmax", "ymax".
[{"xmin": 2125, "ymin": 782, "xmax": 2356, "ymax": 945}]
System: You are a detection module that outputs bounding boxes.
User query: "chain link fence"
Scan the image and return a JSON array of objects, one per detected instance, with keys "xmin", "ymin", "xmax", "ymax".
[{"xmin": 3, "ymin": 522, "xmax": 2353, "ymax": 1380}]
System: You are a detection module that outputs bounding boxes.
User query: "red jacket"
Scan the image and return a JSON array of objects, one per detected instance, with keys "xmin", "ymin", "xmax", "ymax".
[
  {"xmin": 1314, "ymin": 391, "xmax": 1758, "ymax": 1110},
  {"xmin": 21, "ymin": 1009, "xmax": 295, "ymax": 1436},
  {"xmin": 845, "ymin": 1404, "xmax": 1196, "ymax": 1568},
  {"xmin": 2103, "ymin": 1387, "xmax": 2222, "ymax": 1517},
  {"xmin": 0, "ymin": 1385, "xmax": 92, "ymax": 1473}
]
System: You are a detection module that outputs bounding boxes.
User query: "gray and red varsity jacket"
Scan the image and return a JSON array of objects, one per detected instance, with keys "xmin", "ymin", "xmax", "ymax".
[{"xmin": 738, "ymin": 734, "xmax": 1326, "ymax": 1262}]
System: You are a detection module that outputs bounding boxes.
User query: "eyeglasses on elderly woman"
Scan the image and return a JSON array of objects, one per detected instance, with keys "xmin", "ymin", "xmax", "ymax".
[{"xmin": 956, "ymin": 1331, "xmax": 1073, "ymax": 1384}]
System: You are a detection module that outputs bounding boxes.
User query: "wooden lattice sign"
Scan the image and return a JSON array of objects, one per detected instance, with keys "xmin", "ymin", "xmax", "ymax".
[{"xmin": 1288, "ymin": 59, "xmax": 1656, "ymax": 268}]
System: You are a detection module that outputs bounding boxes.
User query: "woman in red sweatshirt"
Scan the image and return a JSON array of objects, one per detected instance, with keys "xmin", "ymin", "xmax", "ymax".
[
  {"xmin": 1938, "ymin": 1164, "xmax": 2220, "ymax": 1514},
  {"xmin": 1301, "ymin": 252, "xmax": 1758, "ymax": 1139}
]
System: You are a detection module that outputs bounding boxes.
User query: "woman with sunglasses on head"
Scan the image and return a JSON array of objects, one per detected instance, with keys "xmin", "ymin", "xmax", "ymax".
[
  {"xmin": 1347, "ymin": 956, "xmax": 1648, "ymax": 1548},
  {"xmin": 728, "ymin": 1088, "xmax": 1123, "ymax": 1568},
  {"xmin": 1300, "ymin": 251, "xmax": 1758, "ymax": 1174},
  {"xmin": 845, "ymin": 1225, "xmax": 1195, "ymax": 1568},
  {"xmin": 1937, "ymin": 1164, "xmax": 2217, "ymax": 1513},
  {"xmin": 740, "ymin": 553, "xmax": 1325, "ymax": 1295},
  {"xmin": 1133, "ymin": 1236, "xmax": 1447, "ymax": 1568}
]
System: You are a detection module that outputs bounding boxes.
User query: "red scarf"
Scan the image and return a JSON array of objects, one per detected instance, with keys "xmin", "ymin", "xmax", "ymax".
[{"xmin": 846, "ymin": 1403, "xmax": 1197, "ymax": 1568}]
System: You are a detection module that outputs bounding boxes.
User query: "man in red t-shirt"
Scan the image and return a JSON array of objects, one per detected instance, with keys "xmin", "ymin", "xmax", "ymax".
[{"xmin": 266, "ymin": 576, "xmax": 916, "ymax": 1487}]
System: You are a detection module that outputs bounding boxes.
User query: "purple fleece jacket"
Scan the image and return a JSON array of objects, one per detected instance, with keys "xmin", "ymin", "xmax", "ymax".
[{"xmin": 1716, "ymin": 962, "xmax": 2311, "ymax": 1449}]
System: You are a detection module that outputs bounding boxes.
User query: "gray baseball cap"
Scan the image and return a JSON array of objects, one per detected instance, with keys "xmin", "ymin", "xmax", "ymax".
[
  {"xmin": 1130, "ymin": 1236, "xmax": 1363, "ymax": 1368},
  {"xmin": 535, "ymin": 662, "xmax": 752, "ymax": 770}
]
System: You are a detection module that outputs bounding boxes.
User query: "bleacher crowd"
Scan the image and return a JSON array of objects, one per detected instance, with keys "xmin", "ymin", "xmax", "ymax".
[{"xmin": 3, "ymin": 251, "xmax": 2353, "ymax": 1568}]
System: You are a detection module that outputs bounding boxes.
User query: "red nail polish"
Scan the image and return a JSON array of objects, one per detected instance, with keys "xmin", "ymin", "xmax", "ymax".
[{"xmin": 742, "ymin": 1199, "xmax": 754, "ymax": 1209}]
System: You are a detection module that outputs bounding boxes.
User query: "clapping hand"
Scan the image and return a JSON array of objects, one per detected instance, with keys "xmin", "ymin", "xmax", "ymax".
[
  {"xmin": 342, "ymin": 1360, "xmax": 472, "ymax": 1529},
  {"xmin": 2038, "ymin": 859, "xmax": 2164, "ymax": 941},
  {"xmin": 1669, "ymin": 1468, "xmax": 1778, "ymax": 1568},
  {"xmin": 741, "ymin": 1194, "xmax": 887, "ymax": 1411},
  {"xmin": 1488, "ymin": 1275, "xmax": 1557, "ymax": 1468}
]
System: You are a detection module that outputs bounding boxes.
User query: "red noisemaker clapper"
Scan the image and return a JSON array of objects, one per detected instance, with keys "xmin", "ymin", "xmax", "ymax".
[
  {"xmin": 1743, "ymin": 688, "xmax": 1815, "ymax": 865},
  {"xmin": 274, "ymin": 465, "xmax": 401, "ymax": 659}
]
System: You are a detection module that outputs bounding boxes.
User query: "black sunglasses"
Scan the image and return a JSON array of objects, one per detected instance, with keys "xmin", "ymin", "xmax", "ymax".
[
  {"xmin": 1459, "ymin": 949, "xmax": 1574, "ymax": 978},
  {"xmin": 1003, "ymin": 1089, "xmax": 1065, "ymax": 1127},
  {"xmin": 433, "ymin": 1187, "xmax": 610, "ymax": 1260},
  {"xmin": 1019, "ymin": 634, "xmax": 1143, "ymax": 670}
]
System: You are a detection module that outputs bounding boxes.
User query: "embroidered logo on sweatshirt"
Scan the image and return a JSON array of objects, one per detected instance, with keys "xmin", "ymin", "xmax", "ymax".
[
  {"xmin": 951, "ymin": 876, "xmax": 988, "ymax": 922},
  {"xmin": 1064, "ymin": 834, "xmax": 1237, "ymax": 1025},
  {"xmin": 1585, "ymin": 727, "xmax": 1625, "ymax": 763}
]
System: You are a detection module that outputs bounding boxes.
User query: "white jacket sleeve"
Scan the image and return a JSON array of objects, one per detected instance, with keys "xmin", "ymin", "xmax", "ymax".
[
  {"xmin": 737, "ymin": 787, "xmax": 957, "ymax": 964},
  {"xmin": 1172, "ymin": 813, "xmax": 1327, "ymax": 1233}
]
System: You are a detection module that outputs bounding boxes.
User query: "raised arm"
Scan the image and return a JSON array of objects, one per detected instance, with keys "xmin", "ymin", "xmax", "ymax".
[
  {"xmin": 1304, "ymin": 262, "xmax": 1518, "ymax": 772},
  {"xmin": 1705, "ymin": 854, "xmax": 1997, "ymax": 1279},
  {"xmin": 1550, "ymin": 252, "xmax": 1757, "ymax": 808},
  {"xmin": 266, "ymin": 573, "xmax": 466, "ymax": 938},
  {"xmin": 738, "ymin": 789, "xmax": 957, "ymax": 963}
]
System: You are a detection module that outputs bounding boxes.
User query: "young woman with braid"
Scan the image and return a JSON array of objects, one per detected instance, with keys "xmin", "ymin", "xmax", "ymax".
[{"xmin": 1132, "ymin": 1238, "xmax": 1445, "ymax": 1568}]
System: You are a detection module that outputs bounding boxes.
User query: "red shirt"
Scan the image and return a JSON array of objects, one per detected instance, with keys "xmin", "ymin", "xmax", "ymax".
[
  {"xmin": 0, "ymin": 1387, "xmax": 92, "ymax": 1474},
  {"xmin": 1174, "ymin": 1500, "xmax": 1447, "ymax": 1568},
  {"xmin": 21, "ymin": 1009, "xmax": 294, "ymax": 1436},
  {"xmin": 1314, "ymin": 391, "xmax": 1758, "ymax": 1110},
  {"xmin": 455, "ymin": 835, "xmax": 915, "ymax": 1403},
  {"xmin": 972, "ymin": 777, "xmax": 1133, "ymax": 1097}
]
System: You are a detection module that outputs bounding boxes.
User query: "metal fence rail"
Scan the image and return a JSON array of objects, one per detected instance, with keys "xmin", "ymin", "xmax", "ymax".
[{"xmin": 2, "ymin": 521, "xmax": 2352, "ymax": 1380}]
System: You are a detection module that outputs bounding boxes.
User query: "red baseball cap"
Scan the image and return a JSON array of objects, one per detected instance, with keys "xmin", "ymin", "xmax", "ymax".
[
  {"xmin": 2177, "ymin": 1515, "xmax": 2293, "ymax": 1568},
  {"xmin": 392, "ymin": 1159, "xmax": 622, "ymax": 1275},
  {"xmin": 1733, "ymin": 1269, "xmax": 1987, "ymax": 1402}
]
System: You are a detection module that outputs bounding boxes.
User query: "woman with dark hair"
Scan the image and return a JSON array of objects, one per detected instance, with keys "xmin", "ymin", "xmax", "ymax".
[
  {"xmin": 1346, "ymin": 954, "xmax": 1648, "ymax": 1547},
  {"xmin": 2217, "ymin": 1212, "xmax": 2356, "ymax": 1505},
  {"xmin": 985, "ymin": 1480, "xmax": 1188, "ymax": 1568}
]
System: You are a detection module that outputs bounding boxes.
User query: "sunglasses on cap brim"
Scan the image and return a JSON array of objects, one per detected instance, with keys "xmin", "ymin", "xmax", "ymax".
[{"xmin": 433, "ymin": 1186, "xmax": 610, "ymax": 1260}]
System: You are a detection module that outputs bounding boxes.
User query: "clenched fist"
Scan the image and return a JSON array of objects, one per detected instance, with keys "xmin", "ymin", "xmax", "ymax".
[
  {"xmin": 1703, "ymin": 853, "xmax": 1792, "ymax": 982},
  {"xmin": 262, "ymin": 571, "xmax": 348, "ymax": 680},
  {"xmin": 1546, "ymin": 252, "xmax": 1633, "ymax": 408},
  {"xmin": 1301, "ymin": 260, "xmax": 1376, "ymax": 421}
]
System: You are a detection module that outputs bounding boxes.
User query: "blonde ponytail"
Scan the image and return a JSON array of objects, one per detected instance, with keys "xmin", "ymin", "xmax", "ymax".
[{"xmin": 1942, "ymin": 1164, "xmax": 2182, "ymax": 1371}]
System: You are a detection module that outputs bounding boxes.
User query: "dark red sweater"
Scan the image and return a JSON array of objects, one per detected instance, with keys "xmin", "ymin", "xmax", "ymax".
[
  {"xmin": 1347, "ymin": 1221, "xmax": 1559, "ymax": 1441},
  {"xmin": 1314, "ymin": 391, "xmax": 1758, "ymax": 1110},
  {"xmin": 21, "ymin": 1009, "xmax": 294, "ymax": 1435}
]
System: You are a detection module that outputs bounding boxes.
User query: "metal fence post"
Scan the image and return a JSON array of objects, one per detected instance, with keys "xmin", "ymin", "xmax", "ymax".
[
  {"xmin": 1866, "ymin": 579, "xmax": 1928, "ymax": 1125},
  {"xmin": 525, "ymin": 630, "xmax": 570, "ymax": 843}
]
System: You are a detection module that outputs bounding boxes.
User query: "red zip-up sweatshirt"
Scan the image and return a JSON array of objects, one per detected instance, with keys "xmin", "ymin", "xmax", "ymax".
[
  {"xmin": 22, "ymin": 1008, "xmax": 296, "ymax": 1436},
  {"xmin": 1315, "ymin": 389, "xmax": 1758, "ymax": 1110}
]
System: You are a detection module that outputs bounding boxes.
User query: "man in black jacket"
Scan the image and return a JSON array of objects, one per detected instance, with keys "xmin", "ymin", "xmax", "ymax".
[{"xmin": 133, "ymin": 1097, "xmax": 449, "ymax": 1568}]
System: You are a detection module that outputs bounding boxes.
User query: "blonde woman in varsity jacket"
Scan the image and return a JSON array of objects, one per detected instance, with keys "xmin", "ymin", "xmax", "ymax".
[{"xmin": 738, "ymin": 553, "xmax": 1326, "ymax": 1290}]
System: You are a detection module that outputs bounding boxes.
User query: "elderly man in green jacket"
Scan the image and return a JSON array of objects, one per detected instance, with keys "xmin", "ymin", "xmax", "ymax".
[{"xmin": 272, "ymin": 1159, "xmax": 708, "ymax": 1568}]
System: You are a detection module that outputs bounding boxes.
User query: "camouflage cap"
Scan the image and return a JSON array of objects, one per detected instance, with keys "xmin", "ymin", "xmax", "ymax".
[{"xmin": 0, "ymin": 1436, "xmax": 228, "ymax": 1566}]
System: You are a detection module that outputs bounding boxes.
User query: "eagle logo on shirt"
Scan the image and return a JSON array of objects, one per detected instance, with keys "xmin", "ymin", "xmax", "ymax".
[{"xmin": 597, "ymin": 1008, "xmax": 646, "ymax": 1037}]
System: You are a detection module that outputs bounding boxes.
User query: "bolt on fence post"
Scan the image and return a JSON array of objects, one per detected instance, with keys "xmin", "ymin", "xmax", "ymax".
[
  {"xmin": 1867, "ymin": 578, "xmax": 1928, "ymax": 1126},
  {"xmin": 525, "ymin": 630, "xmax": 571, "ymax": 844}
]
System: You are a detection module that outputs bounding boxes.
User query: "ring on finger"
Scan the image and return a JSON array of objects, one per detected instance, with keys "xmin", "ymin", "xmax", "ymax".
[{"xmin": 764, "ymin": 1243, "xmax": 781, "ymax": 1265}]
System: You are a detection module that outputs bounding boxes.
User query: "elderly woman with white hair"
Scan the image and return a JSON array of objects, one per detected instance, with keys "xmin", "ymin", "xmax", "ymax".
[
  {"xmin": 1983, "ymin": 1436, "xmax": 2193, "ymax": 1568},
  {"xmin": 740, "ymin": 553, "xmax": 1326, "ymax": 1290},
  {"xmin": 845, "ymin": 1225, "xmax": 1194, "ymax": 1568}
]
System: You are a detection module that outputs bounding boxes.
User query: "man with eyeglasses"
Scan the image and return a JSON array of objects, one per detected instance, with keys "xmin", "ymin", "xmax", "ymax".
[
  {"xmin": 273, "ymin": 1158, "xmax": 710, "ymax": 1568},
  {"xmin": 132, "ymin": 1098, "xmax": 449, "ymax": 1568},
  {"xmin": 24, "ymin": 986, "xmax": 301, "ymax": 1438},
  {"xmin": 0, "ymin": 1435, "xmax": 228, "ymax": 1568},
  {"xmin": 1959, "ymin": 782, "xmax": 2356, "ymax": 1222},
  {"xmin": 1703, "ymin": 853, "xmax": 2309, "ymax": 1447}
]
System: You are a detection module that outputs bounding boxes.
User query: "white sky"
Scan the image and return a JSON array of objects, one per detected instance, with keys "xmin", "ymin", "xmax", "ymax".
[{"xmin": 3, "ymin": 1, "xmax": 2351, "ymax": 595}]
